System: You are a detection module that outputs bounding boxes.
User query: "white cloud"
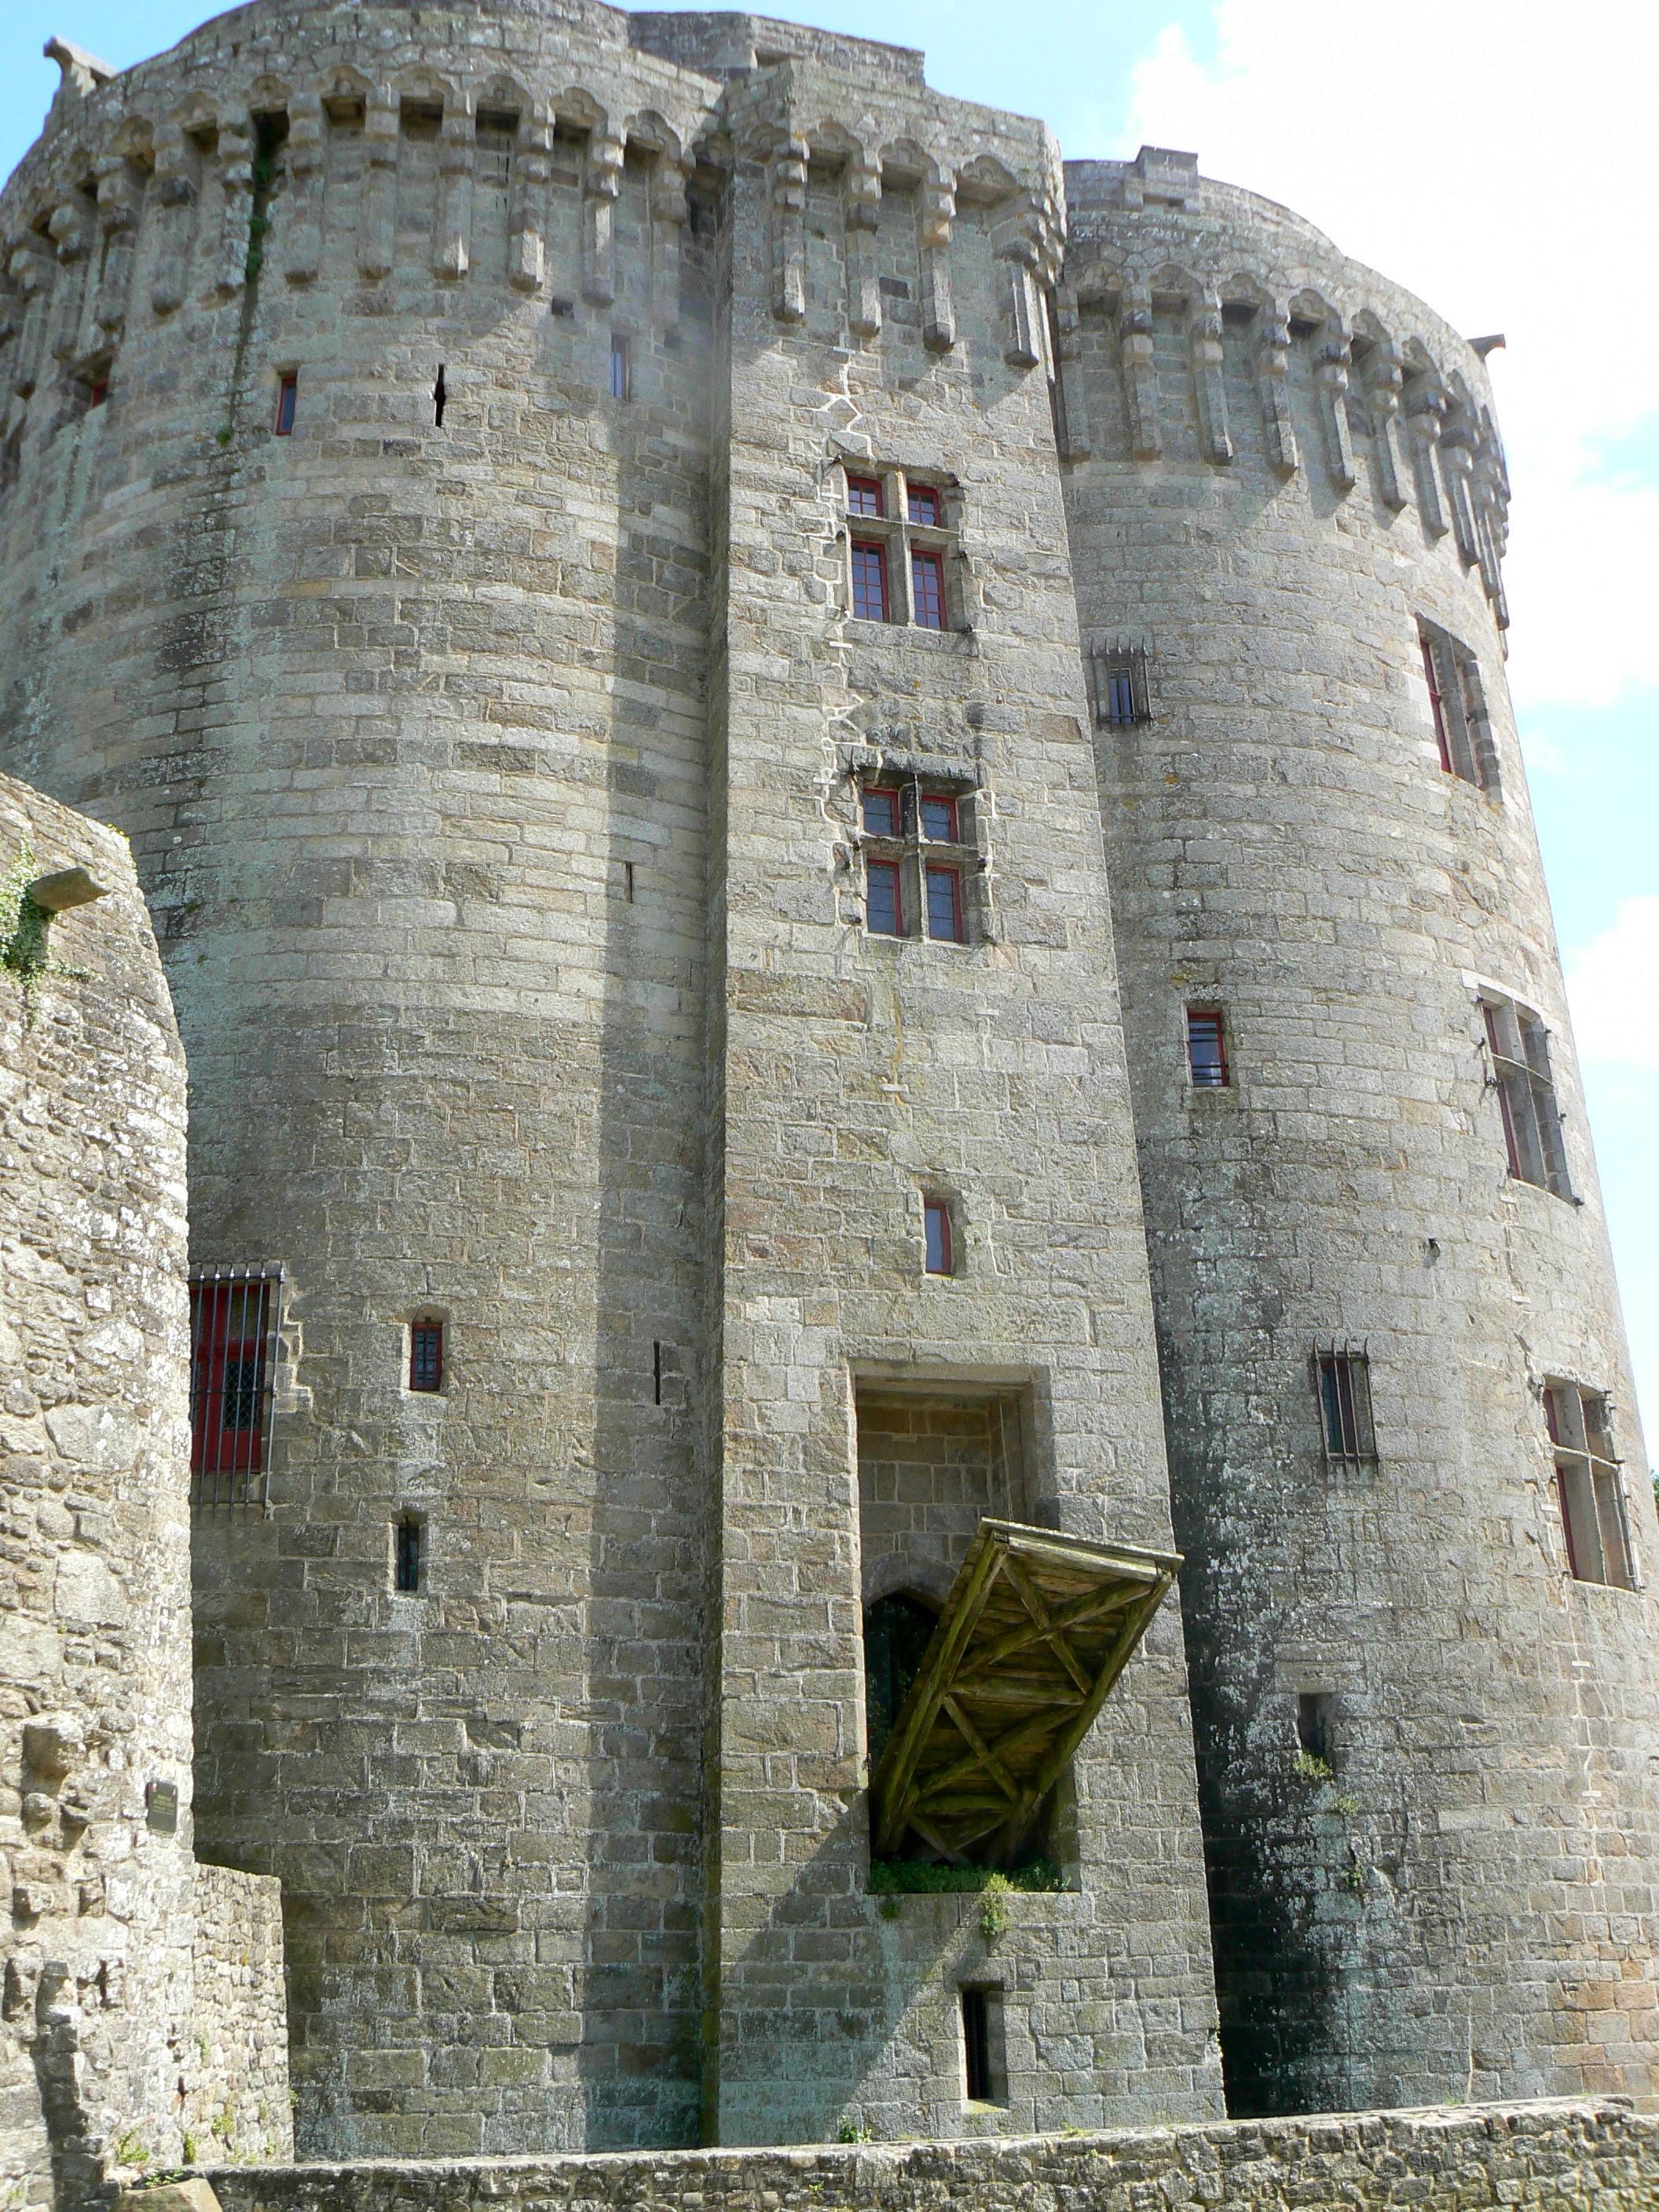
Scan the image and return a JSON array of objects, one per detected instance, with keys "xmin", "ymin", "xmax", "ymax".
[
  {"xmin": 1567, "ymin": 899, "xmax": 1659, "ymax": 1068},
  {"xmin": 1119, "ymin": 0, "xmax": 1659, "ymax": 714}
]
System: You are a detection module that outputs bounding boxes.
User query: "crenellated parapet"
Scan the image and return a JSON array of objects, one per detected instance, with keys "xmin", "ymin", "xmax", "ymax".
[{"xmin": 1063, "ymin": 148, "xmax": 1512, "ymax": 626}]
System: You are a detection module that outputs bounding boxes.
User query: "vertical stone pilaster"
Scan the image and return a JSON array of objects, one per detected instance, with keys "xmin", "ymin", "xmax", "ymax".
[
  {"xmin": 1313, "ymin": 330, "xmax": 1356, "ymax": 490},
  {"xmin": 1406, "ymin": 379, "xmax": 1448, "ymax": 538},
  {"xmin": 767, "ymin": 133, "xmax": 808, "ymax": 324},
  {"xmin": 508, "ymin": 112, "xmax": 551, "ymax": 291},
  {"xmin": 148, "ymin": 123, "xmax": 196, "ymax": 313},
  {"xmin": 650, "ymin": 154, "xmax": 688, "ymax": 324},
  {"xmin": 1364, "ymin": 339, "xmax": 1408, "ymax": 511},
  {"xmin": 919, "ymin": 174, "xmax": 955, "ymax": 351},
  {"xmin": 433, "ymin": 97, "xmax": 474, "ymax": 279},
  {"xmin": 213, "ymin": 116, "xmax": 252, "ymax": 296},
  {"xmin": 1121, "ymin": 289, "xmax": 1161, "ymax": 460},
  {"xmin": 1054, "ymin": 281, "xmax": 1090, "ymax": 459},
  {"xmin": 844, "ymin": 152, "xmax": 881, "ymax": 339},
  {"xmin": 1188, "ymin": 301, "xmax": 1232, "ymax": 464}
]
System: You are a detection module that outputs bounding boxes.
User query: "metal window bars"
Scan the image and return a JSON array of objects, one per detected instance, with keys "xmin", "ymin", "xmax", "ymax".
[
  {"xmin": 1544, "ymin": 1381, "xmax": 1637, "ymax": 1590},
  {"xmin": 1315, "ymin": 1342, "xmax": 1376, "ymax": 1466},
  {"xmin": 1092, "ymin": 641, "xmax": 1150, "ymax": 727},
  {"xmin": 189, "ymin": 1264, "xmax": 284, "ymax": 1508}
]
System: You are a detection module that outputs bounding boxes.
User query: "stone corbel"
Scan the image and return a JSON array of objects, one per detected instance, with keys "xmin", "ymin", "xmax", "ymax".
[
  {"xmin": 81, "ymin": 156, "xmax": 137, "ymax": 354},
  {"xmin": 1438, "ymin": 415, "xmax": 1480, "ymax": 567},
  {"xmin": 1254, "ymin": 308, "xmax": 1297, "ymax": 477},
  {"xmin": 359, "ymin": 93, "xmax": 397, "ymax": 279},
  {"xmin": 1188, "ymin": 300, "xmax": 1232, "ymax": 464},
  {"xmin": 1313, "ymin": 331, "xmax": 1356, "ymax": 491},
  {"xmin": 46, "ymin": 202, "xmax": 90, "ymax": 364},
  {"xmin": 1362, "ymin": 341, "xmax": 1407, "ymax": 511},
  {"xmin": 1120, "ymin": 290, "xmax": 1161, "ymax": 460},
  {"xmin": 282, "ymin": 92, "xmax": 323, "ymax": 282},
  {"xmin": 650, "ymin": 155, "xmax": 689, "ymax": 324},
  {"xmin": 584, "ymin": 130, "xmax": 624, "ymax": 306},
  {"xmin": 920, "ymin": 175, "xmax": 956, "ymax": 352},
  {"xmin": 214, "ymin": 116, "xmax": 254, "ymax": 295},
  {"xmin": 434, "ymin": 100, "xmax": 474, "ymax": 279},
  {"xmin": 1053, "ymin": 281, "xmax": 1089, "ymax": 459},
  {"xmin": 509, "ymin": 113, "xmax": 551, "ymax": 292},
  {"xmin": 8, "ymin": 247, "xmax": 46, "ymax": 397},
  {"xmin": 1404, "ymin": 380, "xmax": 1448, "ymax": 539},
  {"xmin": 148, "ymin": 123, "xmax": 196, "ymax": 313},
  {"xmin": 767, "ymin": 132, "xmax": 808, "ymax": 323},
  {"xmin": 843, "ymin": 152, "xmax": 881, "ymax": 339}
]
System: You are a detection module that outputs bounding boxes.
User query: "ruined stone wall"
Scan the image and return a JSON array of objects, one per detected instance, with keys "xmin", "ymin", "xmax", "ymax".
[
  {"xmin": 193, "ymin": 1866, "xmax": 293, "ymax": 2167},
  {"xmin": 1060, "ymin": 148, "xmax": 1659, "ymax": 2116},
  {"xmin": 0, "ymin": 773, "xmax": 289, "ymax": 2207},
  {"xmin": 203, "ymin": 2098, "xmax": 1659, "ymax": 2212}
]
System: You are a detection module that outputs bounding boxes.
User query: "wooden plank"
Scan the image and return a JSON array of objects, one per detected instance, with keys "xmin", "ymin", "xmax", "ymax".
[
  {"xmin": 872, "ymin": 1532, "xmax": 1006, "ymax": 1854},
  {"xmin": 941, "ymin": 1694, "xmax": 1021, "ymax": 1803},
  {"xmin": 1002, "ymin": 1551, "xmax": 1093, "ymax": 1696}
]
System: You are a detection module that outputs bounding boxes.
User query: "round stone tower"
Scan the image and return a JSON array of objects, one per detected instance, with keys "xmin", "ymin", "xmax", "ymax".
[
  {"xmin": 1059, "ymin": 146, "xmax": 1659, "ymax": 2115},
  {"xmin": 0, "ymin": 1, "xmax": 1231, "ymax": 2165}
]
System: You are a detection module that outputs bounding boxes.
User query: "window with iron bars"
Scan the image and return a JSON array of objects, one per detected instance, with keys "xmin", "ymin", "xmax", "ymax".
[
  {"xmin": 189, "ymin": 1266, "xmax": 284, "ymax": 1507},
  {"xmin": 1418, "ymin": 621, "xmax": 1500, "ymax": 796},
  {"xmin": 1481, "ymin": 994, "xmax": 1571, "ymax": 1199},
  {"xmin": 1092, "ymin": 642, "xmax": 1150, "ymax": 727},
  {"xmin": 1545, "ymin": 1381, "xmax": 1635, "ymax": 1589},
  {"xmin": 1315, "ymin": 1344, "xmax": 1375, "ymax": 1466}
]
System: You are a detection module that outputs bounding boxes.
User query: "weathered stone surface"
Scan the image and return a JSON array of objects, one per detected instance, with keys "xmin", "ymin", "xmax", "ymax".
[
  {"xmin": 0, "ymin": 775, "xmax": 291, "ymax": 2208},
  {"xmin": 205, "ymin": 2100, "xmax": 1659, "ymax": 2212}
]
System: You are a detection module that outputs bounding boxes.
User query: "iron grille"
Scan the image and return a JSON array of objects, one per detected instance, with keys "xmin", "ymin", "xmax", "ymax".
[
  {"xmin": 1315, "ymin": 1341, "xmax": 1375, "ymax": 1467},
  {"xmin": 1092, "ymin": 641, "xmax": 1150, "ymax": 727},
  {"xmin": 189, "ymin": 1264, "xmax": 284, "ymax": 1508}
]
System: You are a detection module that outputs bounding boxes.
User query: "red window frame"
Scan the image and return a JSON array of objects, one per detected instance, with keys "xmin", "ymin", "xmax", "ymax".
[
  {"xmin": 866, "ymin": 857, "xmax": 903, "ymax": 935},
  {"xmin": 1186, "ymin": 1006, "xmax": 1229, "ymax": 1088},
  {"xmin": 919, "ymin": 792, "xmax": 958, "ymax": 843},
  {"xmin": 189, "ymin": 1271, "xmax": 281, "ymax": 1505},
  {"xmin": 851, "ymin": 540, "xmax": 890, "ymax": 621},
  {"xmin": 910, "ymin": 547, "xmax": 947, "ymax": 630},
  {"xmin": 87, "ymin": 377, "xmax": 108, "ymax": 408},
  {"xmin": 923, "ymin": 1198, "xmax": 953, "ymax": 1276},
  {"xmin": 274, "ymin": 373, "xmax": 298, "ymax": 436},
  {"xmin": 1421, "ymin": 634, "xmax": 1452, "ymax": 774},
  {"xmin": 409, "ymin": 1318, "xmax": 444, "ymax": 1393},
  {"xmin": 906, "ymin": 483, "xmax": 940, "ymax": 527},
  {"xmin": 846, "ymin": 474, "xmax": 884, "ymax": 518},
  {"xmin": 862, "ymin": 786, "xmax": 902, "ymax": 837},
  {"xmin": 925, "ymin": 863, "xmax": 963, "ymax": 943}
]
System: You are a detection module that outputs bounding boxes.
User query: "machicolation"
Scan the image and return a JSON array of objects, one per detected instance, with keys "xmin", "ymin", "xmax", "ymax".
[{"xmin": 0, "ymin": 3, "xmax": 1656, "ymax": 2206}]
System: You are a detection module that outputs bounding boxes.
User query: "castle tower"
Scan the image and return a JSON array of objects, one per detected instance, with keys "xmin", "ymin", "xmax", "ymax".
[
  {"xmin": 0, "ymin": 6, "xmax": 1225, "ymax": 2158},
  {"xmin": 1058, "ymin": 148, "xmax": 1659, "ymax": 2114}
]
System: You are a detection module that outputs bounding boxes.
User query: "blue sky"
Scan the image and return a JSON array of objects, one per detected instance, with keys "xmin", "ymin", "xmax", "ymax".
[{"xmin": 2, "ymin": 1, "xmax": 1654, "ymax": 1451}]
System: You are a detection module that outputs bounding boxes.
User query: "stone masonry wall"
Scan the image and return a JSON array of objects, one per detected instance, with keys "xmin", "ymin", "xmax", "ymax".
[
  {"xmin": 0, "ymin": 772, "xmax": 289, "ymax": 2207},
  {"xmin": 193, "ymin": 1866, "xmax": 294, "ymax": 2168},
  {"xmin": 204, "ymin": 2099, "xmax": 1659, "ymax": 2212}
]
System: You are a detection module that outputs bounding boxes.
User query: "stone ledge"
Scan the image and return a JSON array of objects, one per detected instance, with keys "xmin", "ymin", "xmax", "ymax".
[{"xmin": 205, "ymin": 2097, "xmax": 1659, "ymax": 2211}]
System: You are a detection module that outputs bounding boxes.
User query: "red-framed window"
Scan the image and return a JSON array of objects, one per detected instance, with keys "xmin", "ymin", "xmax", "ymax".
[
  {"xmin": 906, "ymin": 483, "xmax": 940, "ymax": 528},
  {"xmin": 409, "ymin": 1317, "xmax": 444, "ymax": 1393},
  {"xmin": 274, "ymin": 373, "xmax": 298, "ymax": 436},
  {"xmin": 87, "ymin": 376, "xmax": 108, "ymax": 408},
  {"xmin": 851, "ymin": 541, "xmax": 890, "ymax": 621},
  {"xmin": 862, "ymin": 786, "xmax": 902, "ymax": 837},
  {"xmin": 189, "ymin": 1269, "xmax": 283, "ymax": 1507},
  {"xmin": 1421, "ymin": 633, "xmax": 1452, "ymax": 773},
  {"xmin": 1186, "ymin": 1006, "xmax": 1229, "ymax": 1088},
  {"xmin": 910, "ymin": 548, "xmax": 947, "ymax": 631},
  {"xmin": 923, "ymin": 1197, "xmax": 954, "ymax": 1276},
  {"xmin": 925, "ymin": 863, "xmax": 962, "ymax": 943},
  {"xmin": 919, "ymin": 793, "xmax": 958, "ymax": 842},
  {"xmin": 866, "ymin": 858, "xmax": 903, "ymax": 935},
  {"xmin": 846, "ymin": 474, "xmax": 884, "ymax": 518}
]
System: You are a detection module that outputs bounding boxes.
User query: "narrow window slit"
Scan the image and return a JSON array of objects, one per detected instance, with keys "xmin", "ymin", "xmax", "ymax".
[
  {"xmin": 433, "ymin": 364, "xmax": 446, "ymax": 427},
  {"xmin": 394, "ymin": 1515, "xmax": 423, "ymax": 1594},
  {"xmin": 653, "ymin": 1340, "xmax": 663, "ymax": 1405}
]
